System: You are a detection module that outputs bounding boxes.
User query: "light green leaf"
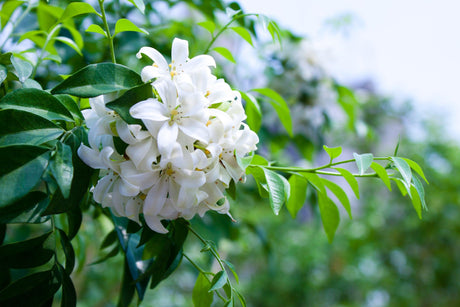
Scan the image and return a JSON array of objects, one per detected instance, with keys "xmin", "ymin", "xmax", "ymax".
[
  {"xmin": 236, "ymin": 151, "xmax": 254, "ymax": 171},
  {"xmin": 287, "ymin": 174, "xmax": 308, "ymax": 218},
  {"xmin": 391, "ymin": 178, "xmax": 409, "ymax": 196},
  {"xmin": 335, "ymin": 85, "xmax": 358, "ymax": 131},
  {"xmin": 353, "ymin": 153, "xmax": 373, "ymax": 175},
  {"xmin": 51, "ymin": 63, "xmax": 143, "ymax": 98},
  {"xmin": 54, "ymin": 36, "xmax": 82, "ymax": 55},
  {"xmin": 11, "ymin": 56, "xmax": 32, "ymax": 83},
  {"xmin": 209, "ymin": 270, "xmax": 228, "ymax": 292},
  {"xmin": 127, "ymin": 0, "xmax": 145, "ymax": 14},
  {"xmin": 412, "ymin": 175, "xmax": 427, "ymax": 210},
  {"xmin": 250, "ymin": 154, "xmax": 269, "ymax": 166},
  {"xmin": 37, "ymin": 2, "xmax": 63, "ymax": 31},
  {"xmin": 1, "ymin": 1, "xmax": 25, "ymax": 28},
  {"xmin": 334, "ymin": 167, "xmax": 359, "ymax": 199},
  {"xmin": 192, "ymin": 273, "xmax": 213, "ymax": 307},
  {"xmin": 50, "ymin": 142, "xmax": 74, "ymax": 198},
  {"xmin": 64, "ymin": 24, "xmax": 84, "ymax": 49},
  {"xmin": 0, "ymin": 146, "xmax": 50, "ymax": 207},
  {"xmin": 370, "ymin": 162, "xmax": 391, "ymax": 191},
  {"xmin": 402, "ymin": 158, "xmax": 428, "ymax": 184},
  {"xmin": 267, "ymin": 19, "xmax": 282, "ymax": 44},
  {"xmin": 0, "ymin": 88, "xmax": 73, "ymax": 121},
  {"xmin": 231, "ymin": 26, "xmax": 253, "ymax": 46},
  {"xmin": 0, "ymin": 65, "xmax": 7, "ymax": 83},
  {"xmin": 323, "ymin": 145, "xmax": 342, "ymax": 161},
  {"xmin": 263, "ymin": 168, "xmax": 288, "ymax": 215},
  {"xmin": 251, "ymin": 88, "xmax": 292, "ymax": 137},
  {"xmin": 321, "ymin": 178, "xmax": 352, "ymax": 219},
  {"xmin": 197, "ymin": 21, "xmax": 216, "ymax": 34},
  {"xmin": 22, "ymin": 79, "xmax": 42, "ymax": 90},
  {"xmin": 222, "ymin": 259, "xmax": 239, "ymax": 284},
  {"xmin": 0, "ymin": 109, "xmax": 63, "ymax": 147},
  {"xmin": 391, "ymin": 157, "xmax": 412, "ymax": 186},
  {"xmin": 85, "ymin": 24, "xmax": 107, "ymax": 37},
  {"xmin": 235, "ymin": 289, "xmax": 247, "ymax": 307},
  {"xmin": 240, "ymin": 91, "xmax": 261, "ymax": 132},
  {"xmin": 318, "ymin": 192, "xmax": 340, "ymax": 243},
  {"xmin": 114, "ymin": 18, "xmax": 148, "ymax": 36},
  {"xmin": 302, "ymin": 173, "xmax": 325, "ymax": 193},
  {"xmin": 409, "ymin": 185, "xmax": 422, "ymax": 219},
  {"xmin": 212, "ymin": 47, "xmax": 236, "ymax": 63},
  {"xmin": 59, "ymin": 2, "xmax": 99, "ymax": 21}
]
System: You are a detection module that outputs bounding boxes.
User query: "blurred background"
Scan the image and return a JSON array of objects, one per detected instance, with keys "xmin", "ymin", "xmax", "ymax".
[{"xmin": 3, "ymin": 0, "xmax": 459, "ymax": 306}]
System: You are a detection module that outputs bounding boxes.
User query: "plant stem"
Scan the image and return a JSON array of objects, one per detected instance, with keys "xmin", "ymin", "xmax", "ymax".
[
  {"xmin": 31, "ymin": 24, "xmax": 62, "ymax": 78},
  {"xmin": 98, "ymin": 0, "xmax": 116, "ymax": 63},
  {"xmin": 183, "ymin": 253, "xmax": 209, "ymax": 275}
]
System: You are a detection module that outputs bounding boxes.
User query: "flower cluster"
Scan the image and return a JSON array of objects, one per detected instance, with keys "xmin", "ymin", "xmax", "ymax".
[{"xmin": 78, "ymin": 38, "xmax": 259, "ymax": 233}]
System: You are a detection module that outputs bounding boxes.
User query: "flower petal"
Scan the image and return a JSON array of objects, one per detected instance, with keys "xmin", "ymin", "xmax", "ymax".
[
  {"xmin": 186, "ymin": 55, "xmax": 216, "ymax": 70},
  {"xmin": 137, "ymin": 46, "xmax": 169, "ymax": 71},
  {"xmin": 179, "ymin": 118, "xmax": 209, "ymax": 143},
  {"xmin": 144, "ymin": 214, "xmax": 168, "ymax": 233},
  {"xmin": 172, "ymin": 38, "xmax": 189, "ymax": 65},
  {"xmin": 130, "ymin": 98, "xmax": 169, "ymax": 121},
  {"xmin": 144, "ymin": 179, "xmax": 167, "ymax": 215},
  {"xmin": 158, "ymin": 121, "xmax": 179, "ymax": 157}
]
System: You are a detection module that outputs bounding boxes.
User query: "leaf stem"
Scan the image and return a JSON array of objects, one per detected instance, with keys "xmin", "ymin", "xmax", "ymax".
[
  {"xmin": 31, "ymin": 24, "xmax": 62, "ymax": 78},
  {"xmin": 98, "ymin": 0, "xmax": 116, "ymax": 63}
]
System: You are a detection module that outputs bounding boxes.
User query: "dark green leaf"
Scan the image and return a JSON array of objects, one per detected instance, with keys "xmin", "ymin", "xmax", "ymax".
[
  {"xmin": 223, "ymin": 259, "xmax": 239, "ymax": 284},
  {"xmin": 323, "ymin": 145, "xmax": 342, "ymax": 161},
  {"xmin": 334, "ymin": 167, "xmax": 359, "ymax": 199},
  {"xmin": 106, "ymin": 83, "xmax": 152, "ymax": 125},
  {"xmin": 66, "ymin": 206, "xmax": 82, "ymax": 240},
  {"xmin": 59, "ymin": 2, "xmax": 99, "ymax": 21},
  {"xmin": 54, "ymin": 94, "xmax": 84, "ymax": 121},
  {"xmin": 262, "ymin": 168, "xmax": 288, "ymax": 215},
  {"xmin": 0, "ymin": 231, "xmax": 54, "ymax": 269},
  {"xmin": 0, "ymin": 224, "xmax": 5, "ymax": 245},
  {"xmin": 318, "ymin": 192, "xmax": 340, "ymax": 243},
  {"xmin": 0, "ymin": 88, "xmax": 73, "ymax": 121},
  {"xmin": 51, "ymin": 63, "xmax": 143, "ymax": 98},
  {"xmin": 57, "ymin": 229, "xmax": 75, "ymax": 275},
  {"xmin": 0, "ymin": 64, "xmax": 7, "ymax": 83},
  {"xmin": 321, "ymin": 178, "xmax": 352, "ymax": 219},
  {"xmin": 193, "ymin": 273, "xmax": 213, "ymax": 307},
  {"xmin": 118, "ymin": 259, "xmax": 136, "ymax": 307},
  {"xmin": 101, "ymin": 229, "xmax": 118, "ymax": 249},
  {"xmin": 252, "ymin": 88, "xmax": 292, "ymax": 137},
  {"xmin": 114, "ymin": 18, "xmax": 148, "ymax": 36},
  {"xmin": 0, "ymin": 109, "xmax": 64, "ymax": 147},
  {"xmin": 213, "ymin": 47, "xmax": 236, "ymax": 63},
  {"xmin": 11, "ymin": 56, "xmax": 32, "ymax": 83},
  {"xmin": 353, "ymin": 153, "xmax": 373, "ymax": 175},
  {"xmin": 287, "ymin": 173, "xmax": 308, "ymax": 218},
  {"xmin": 370, "ymin": 162, "xmax": 391, "ymax": 191},
  {"xmin": 50, "ymin": 142, "xmax": 74, "ymax": 198},
  {"xmin": 209, "ymin": 270, "xmax": 228, "ymax": 292},
  {"xmin": 0, "ymin": 146, "xmax": 50, "ymax": 207},
  {"xmin": 55, "ymin": 264, "xmax": 76, "ymax": 307},
  {"xmin": 0, "ymin": 270, "xmax": 60, "ymax": 306},
  {"xmin": 391, "ymin": 157, "xmax": 412, "ymax": 186},
  {"xmin": 0, "ymin": 191, "xmax": 48, "ymax": 224}
]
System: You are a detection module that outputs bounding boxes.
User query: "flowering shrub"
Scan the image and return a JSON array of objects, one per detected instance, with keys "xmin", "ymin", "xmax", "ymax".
[{"xmin": 0, "ymin": 1, "xmax": 428, "ymax": 306}]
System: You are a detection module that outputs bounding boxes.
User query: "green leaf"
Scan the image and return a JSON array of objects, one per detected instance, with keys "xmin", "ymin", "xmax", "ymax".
[
  {"xmin": 22, "ymin": 78, "xmax": 42, "ymax": 89},
  {"xmin": 11, "ymin": 56, "xmax": 32, "ymax": 83},
  {"xmin": 212, "ymin": 47, "xmax": 236, "ymax": 63},
  {"xmin": 193, "ymin": 273, "xmax": 213, "ymax": 307},
  {"xmin": 0, "ymin": 88, "xmax": 73, "ymax": 121},
  {"xmin": 59, "ymin": 2, "xmax": 99, "ymax": 21},
  {"xmin": 63, "ymin": 24, "xmax": 84, "ymax": 50},
  {"xmin": 335, "ymin": 85, "xmax": 358, "ymax": 131},
  {"xmin": 1, "ymin": 1, "xmax": 24, "ymax": 28},
  {"xmin": 402, "ymin": 158, "xmax": 428, "ymax": 184},
  {"xmin": 197, "ymin": 20, "xmax": 216, "ymax": 34},
  {"xmin": 0, "ymin": 146, "xmax": 50, "ymax": 207},
  {"xmin": 235, "ymin": 289, "xmax": 247, "ymax": 307},
  {"xmin": 209, "ymin": 270, "xmax": 228, "ymax": 292},
  {"xmin": 106, "ymin": 83, "xmax": 152, "ymax": 125},
  {"xmin": 0, "ymin": 231, "xmax": 53, "ymax": 269},
  {"xmin": 66, "ymin": 206, "xmax": 82, "ymax": 240},
  {"xmin": 236, "ymin": 152, "xmax": 254, "ymax": 171},
  {"xmin": 0, "ymin": 64, "xmax": 7, "ymax": 83},
  {"xmin": 54, "ymin": 94, "xmax": 84, "ymax": 121},
  {"xmin": 85, "ymin": 24, "xmax": 107, "ymax": 37},
  {"xmin": 263, "ymin": 168, "xmax": 288, "ymax": 215},
  {"xmin": 231, "ymin": 26, "xmax": 253, "ymax": 46},
  {"xmin": 251, "ymin": 88, "xmax": 292, "ymax": 137},
  {"xmin": 0, "ymin": 191, "xmax": 48, "ymax": 224},
  {"xmin": 0, "ymin": 270, "xmax": 60, "ymax": 306},
  {"xmin": 55, "ymin": 263, "xmax": 77, "ymax": 307},
  {"xmin": 318, "ymin": 192, "xmax": 340, "ymax": 243},
  {"xmin": 301, "ymin": 173, "xmax": 325, "ymax": 194},
  {"xmin": 287, "ymin": 174, "xmax": 308, "ymax": 218},
  {"xmin": 391, "ymin": 178, "xmax": 408, "ymax": 196},
  {"xmin": 54, "ymin": 36, "xmax": 82, "ymax": 55},
  {"xmin": 51, "ymin": 63, "xmax": 143, "ymax": 98},
  {"xmin": 43, "ymin": 53, "xmax": 62, "ymax": 64},
  {"xmin": 246, "ymin": 166, "xmax": 269, "ymax": 198},
  {"xmin": 57, "ymin": 229, "xmax": 75, "ymax": 275},
  {"xmin": 222, "ymin": 259, "xmax": 239, "ymax": 284},
  {"xmin": 370, "ymin": 162, "xmax": 391, "ymax": 191},
  {"xmin": 114, "ymin": 18, "xmax": 148, "ymax": 36},
  {"xmin": 353, "ymin": 153, "xmax": 373, "ymax": 175},
  {"xmin": 409, "ymin": 185, "xmax": 422, "ymax": 219},
  {"xmin": 250, "ymin": 154, "xmax": 268, "ymax": 166},
  {"xmin": 127, "ymin": 0, "xmax": 145, "ymax": 14},
  {"xmin": 240, "ymin": 91, "xmax": 262, "ymax": 132},
  {"xmin": 118, "ymin": 259, "xmax": 136, "ymax": 307},
  {"xmin": 50, "ymin": 142, "xmax": 74, "ymax": 198},
  {"xmin": 323, "ymin": 145, "xmax": 342, "ymax": 161},
  {"xmin": 334, "ymin": 167, "xmax": 359, "ymax": 199},
  {"xmin": 412, "ymin": 175, "xmax": 427, "ymax": 210},
  {"xmin": 0, "ymin": 109, "xmax": 64, "ymax": 147},
  {"xmin": 321, "ymin": 178, "xmax": 352, "ymax": 219},
  {"xmin": 391, "ymin": 157, "xmax": 412, "ymax": 186},
  {"xmin": 267, "ymin": 19, "xmax": 282, "ymax": 44}
]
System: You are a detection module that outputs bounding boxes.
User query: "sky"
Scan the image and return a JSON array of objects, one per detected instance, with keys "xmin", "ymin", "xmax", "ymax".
[{"xmin": 239, "ymin": 0, "xmax": 460, "ymax": 141}]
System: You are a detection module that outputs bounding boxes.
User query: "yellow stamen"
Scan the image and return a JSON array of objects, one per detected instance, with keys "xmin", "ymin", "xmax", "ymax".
[
  {"xmin": 205, "ymin": 149, "xmax": 211, "ymax": 155},
  {"xmin": 153, "ymin": 64, "xmax": 158, "ymax": 68},
  {"xmin": 166, "ymin": 168, "xmax": 175, "ymax": 176},
  {"xmin": 205, "ymin": 90, "xmax": 211, "ymax": 97},
  {"xmin": 171, "ymin": 109, "xmax": 179, "ymax": 116},
  {"xmin": 139, "ymin": 194, "xmax": 146, "ymax": 200},
  {"xmin": 170, "ymin": 71, "xmax": 176, "ymax": 78},
  {"xmin": 206, "ymin": 120, "xmax": 212, "ymax": 126}
]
